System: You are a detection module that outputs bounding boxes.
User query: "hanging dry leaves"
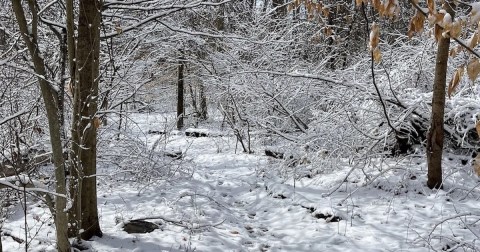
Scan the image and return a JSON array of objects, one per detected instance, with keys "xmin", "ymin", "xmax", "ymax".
[
  {"xmin": 449, "ymin": 48, "xmax": 457, "ymax": 57},
  {"xmin": 365, "ymin": 0, "xmax": 385, "ymax": 16},
  {"xmin": 287, "ymin": 3, "xmax": 293, "ymax": 12},
  {"xmin": 407, "ymin": 11, "xmax": 426, "ymax": 38},
  {"xmin": 368, "ymin": 21, "xmax": 382, "ymax": 63},
  {"xmin": 306, "ymin": 2, "xmax": 313, "ymax": 19},
  {"xmin": 289, "ymin": 0, "xmax": 301, "ymax": 11},
  {"xmin": 468, "ymin": 32, "xmax": 479, "ymax": 49},
  {"xmin": 373, "ymin": 47, "xmax": 382, "ymax": 63},
  {"xmin": 427, "ymin": 0, "xmax": 436, "ymax": 14},
  {"xmin": 473, "ymin": 152, "xmax": 480, "ymax": 177},
  {"xmin": 315, "ymin": 2, "xmax": 323, "ymax": 14},
  {"xmin": 324, "ymin": 27, "xmax": 333, "ymax": 36},
  {"xmin": 428, "ymin": 12, "xmax": 445, "ymax": 26},
  {"xmin": 449, "ymin": 21, "xmax": 462, "ymax": 38},
  {"xmin": 369, "ymin": 22, "xmax": 380, "ymax": 51},
  {"xmin": 476, "ymin": 121, "xmax": 480, "ymax": 139},
  {"xmin": 449, "ymin": 46, "xmax": 462, "ymax": 58},
  {"xmin": 372, "ymin": 0, "xmax": 382, "ymax": 10},
  {"xmin": 448, "ymin": 66, "xmax": 464, "ymax": 98},
  {"xmin": 467, "ymin": 58, "xmax": 480, "ymax": 81},
  {"xmin": 322, "ymin": 6, "xmax": 330, "ymax": 17},
  {"xmin": 383, "ymin": 0, "xmax": 398, "ymax": 19},
  {"xmin": 93, "ymin": 117, "xmax": 102, "ymax": 129},
  {"xmin": 356, "ymin": 0, "xmax": 368, "ymax": 7},
  {"xmin": 291, "ymin": 0, "xmax": 330, "ymax": 20},
  {"xmin": 433, "ymin": 24, "xmax": 443, "ymax": 42},
  {"xmin": 470, "ymin": 2, "xmax": 480, "ymax": 25}
]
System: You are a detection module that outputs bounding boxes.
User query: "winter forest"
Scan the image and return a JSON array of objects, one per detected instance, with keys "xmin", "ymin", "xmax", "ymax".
[{"xmin": 2, "ymin": 0, "xmax": 480, "ymax": 251}]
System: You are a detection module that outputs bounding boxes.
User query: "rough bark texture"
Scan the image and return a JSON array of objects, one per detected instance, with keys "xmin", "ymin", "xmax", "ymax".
[
  {"xmin": 199, "ymin": 84, "xmax": 208, "ymax": 120},
  {"xmin": 177, "ymin": 57, "xmax": 185, "ymax": 130},
  {"xmin": 59, "ymin": 29, "xmax": 67, "ymax": 140},
  {"xmin": 11, "ymin": 0, "xmax": 69, "ymax": 250},
  {"xmin": 72, "ymin": 0, "xmax": 103, "ymax": 240},
  {"xmin": 65, "ymin": 0, "xmax": 81, "ymax": 238},
  {"xmin": 427, "ymin": 4, "xmax": 455, "ymax": 189},
  {"xmin": 65, "ymin": 0, "xmax": 76, "ymax": 83}
]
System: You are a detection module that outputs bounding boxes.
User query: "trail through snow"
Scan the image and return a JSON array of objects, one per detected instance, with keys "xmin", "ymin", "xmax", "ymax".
[{"xmin": 2, "ymin": 114, "xmax": 480, "ymax": 251}]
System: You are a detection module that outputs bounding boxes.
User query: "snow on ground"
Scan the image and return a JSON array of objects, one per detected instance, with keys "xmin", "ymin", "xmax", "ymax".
[{"xmin": 2, "ymin": 113, "xmax": 480, "ymax": 252}]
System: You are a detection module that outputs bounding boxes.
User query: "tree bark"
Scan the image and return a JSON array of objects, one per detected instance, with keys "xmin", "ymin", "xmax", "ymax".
[
  {"xmin": 59, "ymin": 28, "xmax": 67, "ymax": 140},
  {"xmin": 70, "ymin": 0, "xmax": 103, "ymax": 240},
  {"xmin": 177, "ymin": 55, "xmax": 185, "ymax": 130},
  {"xmin": 11, "ymin": 0, "xmax": 70, "ymax": 250},
  {"xmin": 427, "ymin": 3, "xmax": 455, "ymax": 189},
  {"xmin": 65, "ymin": 0, "xmax": 76, "ymax": 83},
  {"xmin": 199, "ymin": 84, "xmax": 208, "ymax": 120},
  {"xmin": 64, "ymin": 0, "xmax": 82, "ymax": 238}
]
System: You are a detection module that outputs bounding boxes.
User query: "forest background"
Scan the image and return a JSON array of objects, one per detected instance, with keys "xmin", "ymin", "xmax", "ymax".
[{"xmin": 2, "ymin": 0, "xmax": 480, "ymax": 251}]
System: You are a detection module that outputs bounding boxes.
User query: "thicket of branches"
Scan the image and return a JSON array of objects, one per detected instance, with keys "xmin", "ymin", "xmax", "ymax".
[{"xmin": 2, "ymin": 0, "xmax": 480, "ymax": 250}]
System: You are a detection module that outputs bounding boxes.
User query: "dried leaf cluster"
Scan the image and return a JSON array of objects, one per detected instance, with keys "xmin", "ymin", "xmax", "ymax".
[{"xmin": 369, "ymin": 22, "xmax": 382, "ymax": 63}]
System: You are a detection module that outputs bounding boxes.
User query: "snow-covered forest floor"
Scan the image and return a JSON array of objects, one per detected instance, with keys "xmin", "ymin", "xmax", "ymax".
[{"xmin": 2, "ymin": 112, "xmax": 480, "ymax": 252}]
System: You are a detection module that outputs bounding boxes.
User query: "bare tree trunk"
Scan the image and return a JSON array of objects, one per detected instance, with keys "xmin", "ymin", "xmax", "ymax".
[
  {"xmin": 0, "ymin": 28, "xmax": 6, "ymax": 47},
  {"xmin": 199, "ymin": 84, "xmax": 208, "ymax": 120},
  {"xmin": 188, "ymin": 83, "xmax": 198, "ymax": 117},
  {"xmin": 72, "ymin": 0, "xmax": 103, "ymax": 240},
  {"xmin": 11, "ymin": 0, "xmax": 69, "ymax": 250},
  {"xmin": 65, "ymin": 0, "xmax": 76, "ymax": 83},
  {"xmin": 64, "ymin": 0, "xmax": 83, "ymax": 239},
  {"xmin": 59, "ymin": 28, "xmax": 67, "ymax": 140},
  {"xmin": 427, "ymin": 3, "xmax": 455, "ymax": 189},
  {"xmin": 177, "ymin": 55, "xmax": 185, "ymax": 130}
]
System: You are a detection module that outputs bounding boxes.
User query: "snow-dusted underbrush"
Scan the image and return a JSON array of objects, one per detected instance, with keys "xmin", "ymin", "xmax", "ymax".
[{"xmin": 2, "ymin": 111, "xmax": 480, "ymax": 252}]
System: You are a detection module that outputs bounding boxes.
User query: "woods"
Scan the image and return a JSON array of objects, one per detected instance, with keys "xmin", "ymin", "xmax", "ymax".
[{"xmin": 2, "ymin": 0, "xmax": 480, "ymax": 251}]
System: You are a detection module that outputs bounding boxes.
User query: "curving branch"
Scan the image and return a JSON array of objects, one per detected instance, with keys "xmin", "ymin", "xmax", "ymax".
[
  {"xmin": 361, "ymin": 3, "xmax": 397, "ymax": 134},
  {"xmin": 101, "ymin": 0, "xmax": 232, "ymax": 39}
]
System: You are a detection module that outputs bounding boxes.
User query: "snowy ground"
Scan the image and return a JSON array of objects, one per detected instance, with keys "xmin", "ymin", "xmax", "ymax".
[{"xmin": 2, "ymin": 113, "xmax": 480, "ymax": 252}]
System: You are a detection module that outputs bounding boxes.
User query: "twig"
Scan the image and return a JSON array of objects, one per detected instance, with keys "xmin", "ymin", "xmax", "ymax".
[
  {"xmin": 130, "ymin": 216, "xmax": 225, "ymax": 230},
  {"xmin": 427, "ymin": 212, "xmax": 474, "ymax": 239},
  {"xmin": 361, "ymin": 3, "xmax": 397, "ymax": 134},
  {"xmin": 458, "ymin": 182, "xmax": 480, "ymax": 201},
  {"xmin": 322, "ymin": 162, "xmax": 359, "ymax": 198},
  {"xmin": 179, "ymin": 192, "xmax": 233, "ymax": 213},
  {"xmin": 0, "ymin": 176, "xmax": 67, "ymax": 198},
  {"xmin": 236, "ymin": 70, "xmax": 340, "ymax": 84}
]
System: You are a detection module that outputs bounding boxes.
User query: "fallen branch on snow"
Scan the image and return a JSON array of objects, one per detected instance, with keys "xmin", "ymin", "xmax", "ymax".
[{"xmin": 131, "ymin": 216, "xmax": 225, "ymax": 230}]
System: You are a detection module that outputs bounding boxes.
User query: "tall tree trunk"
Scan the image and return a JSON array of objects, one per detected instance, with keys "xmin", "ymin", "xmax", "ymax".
[
  {"xmin": 65, "ymin": 0, "xmax": 76, "ymax": 82},
  {"xmin": 177, "ymin": 55, "xmax": 185, "ymax": 130},
  {"xmin": 71, "ymin": 0, "xmax": 103, "ymax": 240},
  {"xmin": 64, "ymin": 0, "xmax": 81, "ymax": 239},
  {"xmin": 11, "ymin": 0, "xmax": 69, "ymax": 250},
  {"xmin": 59, "ymin": 28, "xmax": 67, "ymax": 140},
  {"xmin": 427, "ymin": 3, "xmax": 455, "ymax": 189},
  {"xmin": 199, "ymin": 84, "xmax": 208, "ymax": 120}
]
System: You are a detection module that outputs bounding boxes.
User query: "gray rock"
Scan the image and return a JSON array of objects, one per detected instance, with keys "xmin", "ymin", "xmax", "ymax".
[{"xmin": 123, "ymin": 220, "xmax": 160, "ymax": 234}]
